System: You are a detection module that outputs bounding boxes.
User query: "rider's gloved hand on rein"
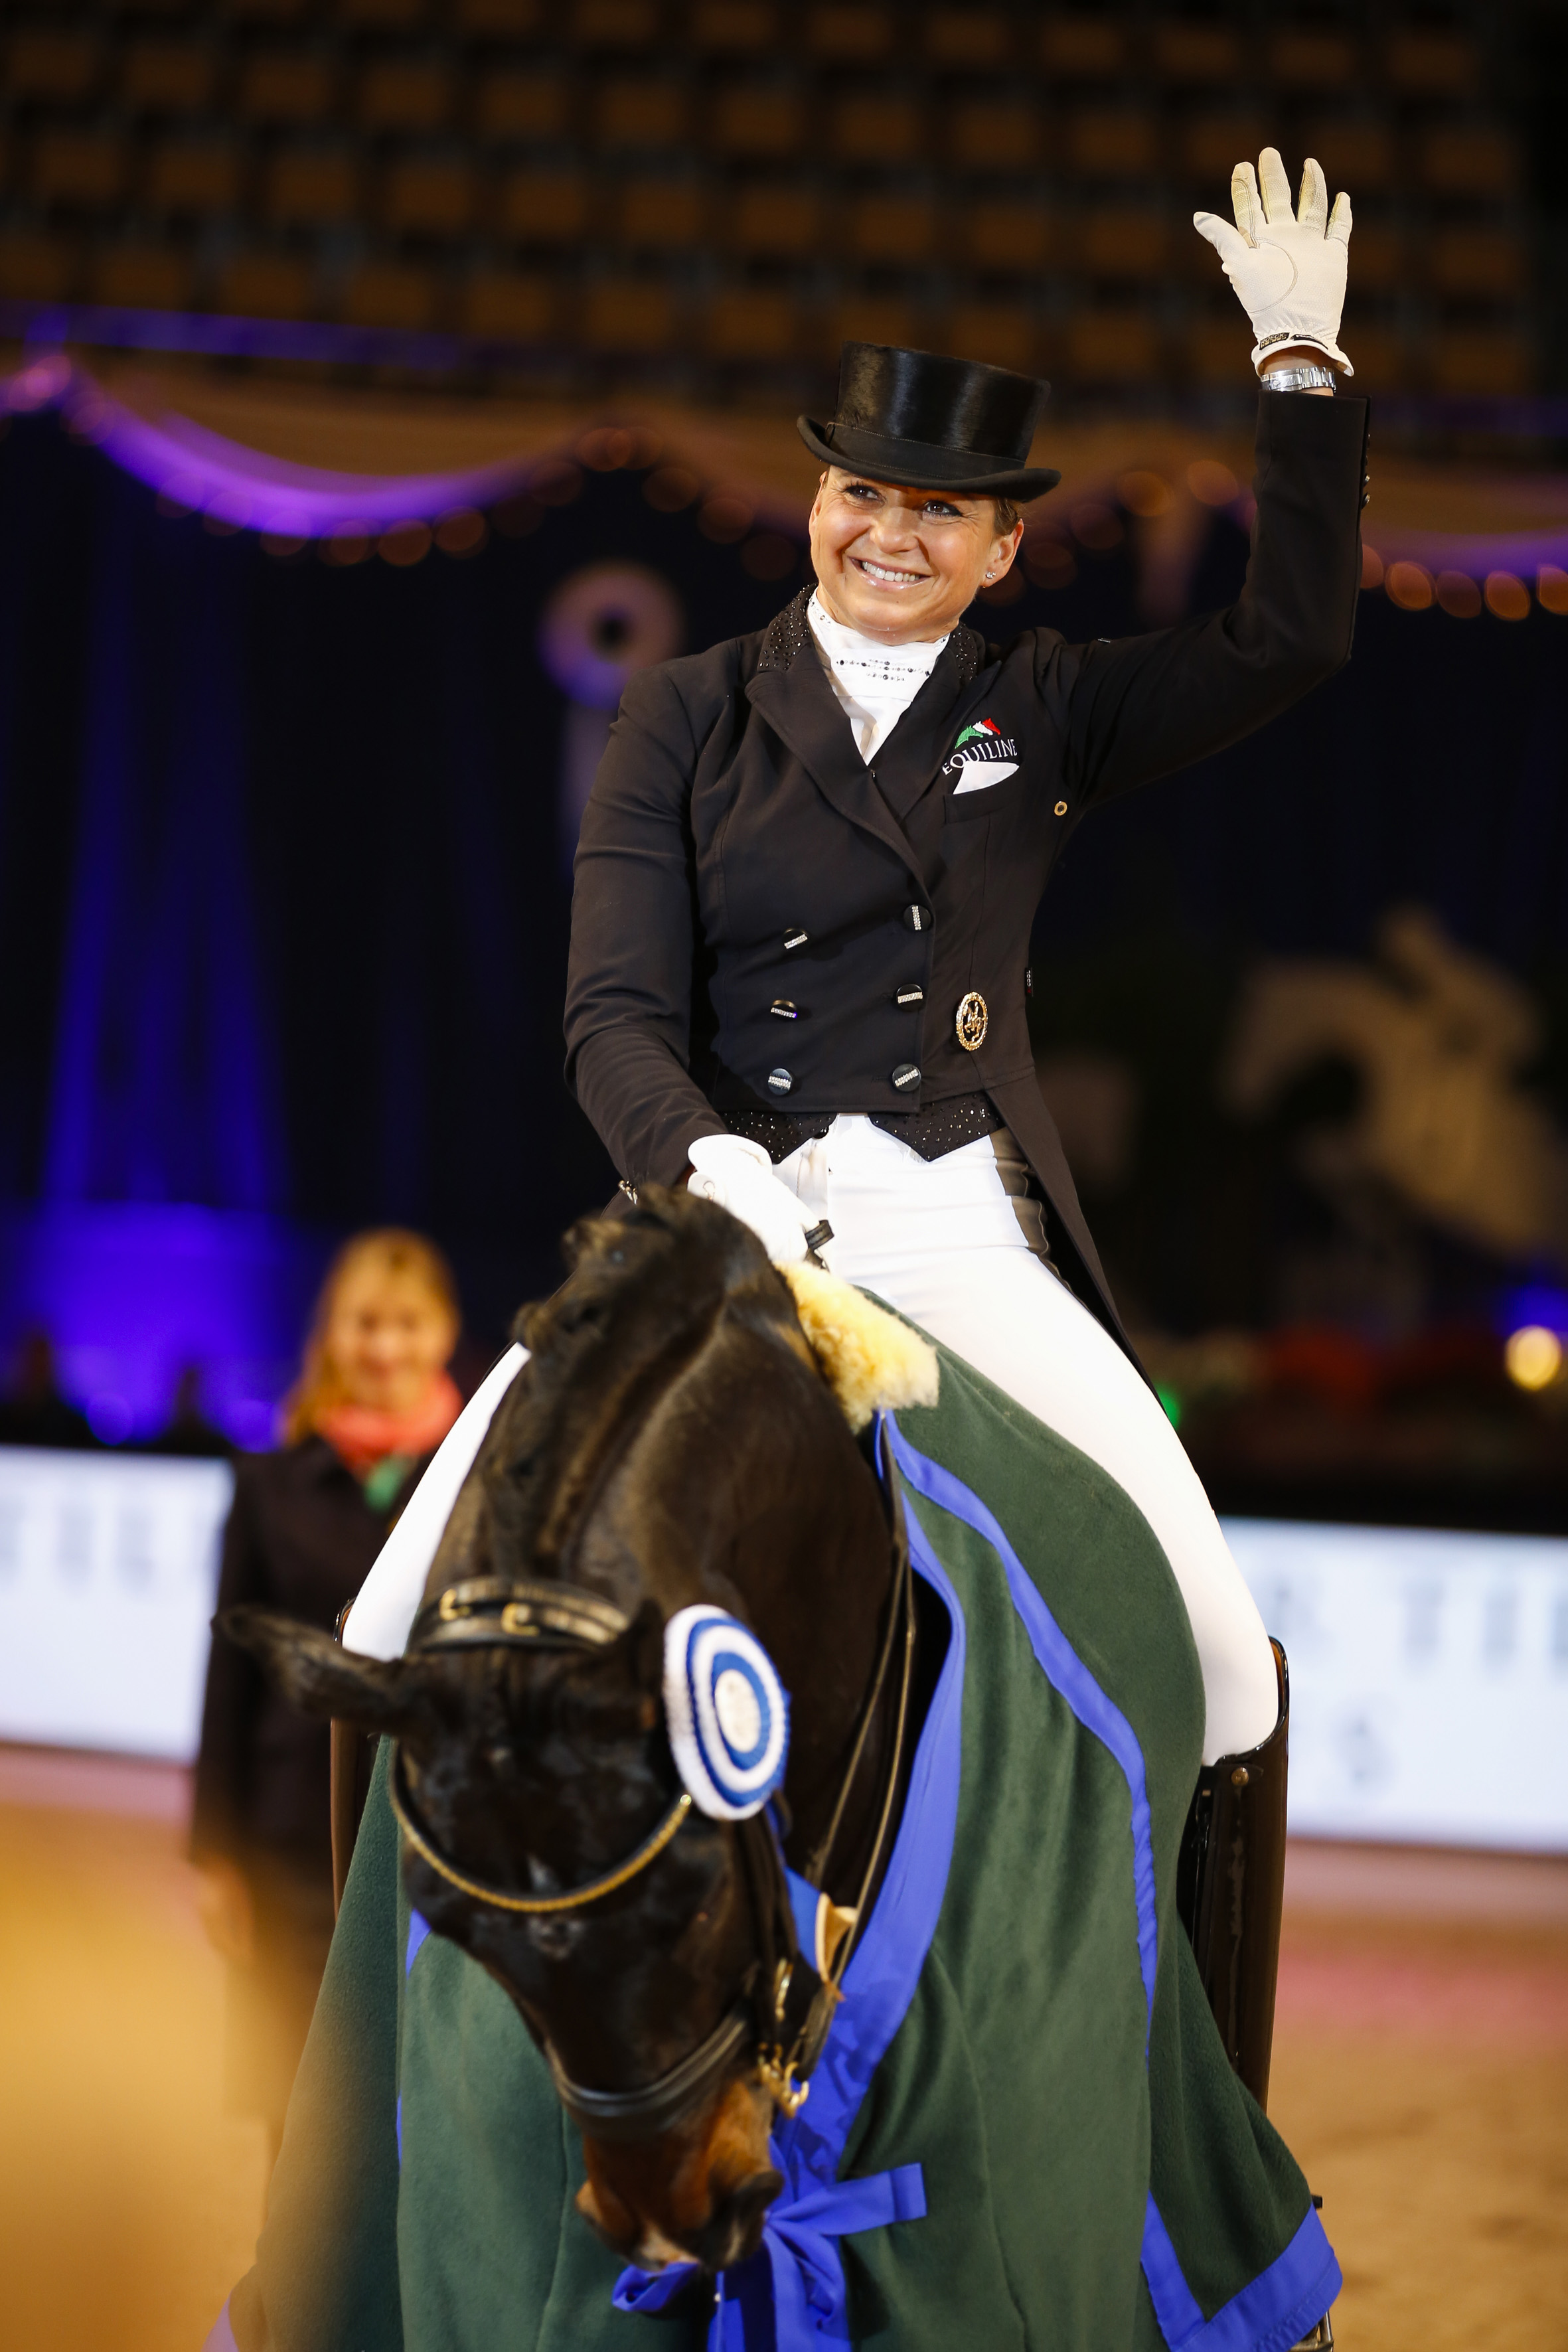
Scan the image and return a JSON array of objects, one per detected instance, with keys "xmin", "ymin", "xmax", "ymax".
[
  {"xmin": 686, "ymin": 1133, "xmax": 817, "ymax": 1267},
  {"xmin": 1194, "ymin": 146, "xmax": 1352, "ymax": 376}
]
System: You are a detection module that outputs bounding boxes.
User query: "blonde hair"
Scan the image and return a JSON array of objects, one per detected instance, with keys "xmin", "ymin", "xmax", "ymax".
[{"xmin": 283, "ymin": 1227, "xmax": 459, "ymax": 1444}]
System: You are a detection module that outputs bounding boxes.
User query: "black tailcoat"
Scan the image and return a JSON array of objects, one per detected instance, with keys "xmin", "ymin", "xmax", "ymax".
[{"xmin": 566, "ymin": 391, "xmax": 1370, "ymax": 1353}]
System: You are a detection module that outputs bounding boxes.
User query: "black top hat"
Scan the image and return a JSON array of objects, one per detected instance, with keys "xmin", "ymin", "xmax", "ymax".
[{"xmin": 798, "ymin": 343, "xmax": 1059, "ymax": 501}]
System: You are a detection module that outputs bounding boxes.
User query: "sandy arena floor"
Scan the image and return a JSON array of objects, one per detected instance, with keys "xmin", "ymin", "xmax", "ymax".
[{"xmin": 0, "ymin": 1746, "xmax": 1564, "ymax": 2352}]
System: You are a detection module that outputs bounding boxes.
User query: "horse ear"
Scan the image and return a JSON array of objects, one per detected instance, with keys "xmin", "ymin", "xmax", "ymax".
[{"xmin": 218, "ymin": 1605, "xmax": 432, "ymax": 1737}]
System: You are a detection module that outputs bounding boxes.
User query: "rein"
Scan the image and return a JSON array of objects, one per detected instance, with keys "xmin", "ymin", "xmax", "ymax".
[{"xmin": 388, "ymin": 1425, "xmax": 917, "ymax": 2142}]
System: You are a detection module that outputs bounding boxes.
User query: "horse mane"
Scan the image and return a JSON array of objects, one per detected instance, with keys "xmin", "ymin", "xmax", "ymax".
[{"xmin": 458, "ymin": 1188, "xmax": 811, "ymax": 1591}]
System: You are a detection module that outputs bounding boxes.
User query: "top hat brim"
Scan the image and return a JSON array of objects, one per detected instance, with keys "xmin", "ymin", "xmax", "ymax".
[{"xmin": 797, "ymin": 416, "xmax": 1060, "ymax": 501}]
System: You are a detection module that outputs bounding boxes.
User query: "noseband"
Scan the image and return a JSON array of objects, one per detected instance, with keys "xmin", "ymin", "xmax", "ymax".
[{"xmin": 386, "ymin": 1428, "xmax": 917, "ymax": 2145}]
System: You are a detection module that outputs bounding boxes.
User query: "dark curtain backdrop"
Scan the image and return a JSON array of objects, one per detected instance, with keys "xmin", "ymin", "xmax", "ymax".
[{"xmin": 1, "ymin": 400, "xmax": 1566, "ymax": 1350}]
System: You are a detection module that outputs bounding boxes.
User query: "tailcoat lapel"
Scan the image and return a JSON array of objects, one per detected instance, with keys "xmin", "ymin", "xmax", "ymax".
[{"xmin": 743, "ymin": 593, "xmax": 984, "ymax": 894}]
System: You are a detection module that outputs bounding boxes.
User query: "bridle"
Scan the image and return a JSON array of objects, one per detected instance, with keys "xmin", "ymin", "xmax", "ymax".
[{"xmin": 386, "ymin": 1420, "xmax": 917, "ymax": 2144}]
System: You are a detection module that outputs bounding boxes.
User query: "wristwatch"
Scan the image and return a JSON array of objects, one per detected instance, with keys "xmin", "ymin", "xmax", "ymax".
[{"xmin": 1260, "ymin": 361, "xmax": 1338, "ymax": 394}]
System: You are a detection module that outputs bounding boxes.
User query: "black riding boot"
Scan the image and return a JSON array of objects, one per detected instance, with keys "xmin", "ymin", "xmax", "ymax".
[{"xmin": 1176, "ymin": 1638, "xmax": 1289, "ymax": 2113}]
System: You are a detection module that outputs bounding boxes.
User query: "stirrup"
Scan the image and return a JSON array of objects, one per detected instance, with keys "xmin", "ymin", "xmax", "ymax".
[
  {"xmin": 1176, "ymin": 1640, "xmax": 1289, "ymax": 2110},
  {"xmin": 1291, "ymin": 2317, "xmax": 1334, "ymax": 2349}
]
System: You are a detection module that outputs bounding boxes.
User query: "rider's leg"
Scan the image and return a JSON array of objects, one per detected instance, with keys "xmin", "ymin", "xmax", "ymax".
[{"xmin": 777, "ymin": 1117, "xmax": 1278, "ymax": 1764}]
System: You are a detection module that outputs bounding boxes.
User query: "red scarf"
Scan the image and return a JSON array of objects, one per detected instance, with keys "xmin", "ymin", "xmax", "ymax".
[{"xmin": 316, "ymin": 1372, "xmax": 463, "ymax": 1482}]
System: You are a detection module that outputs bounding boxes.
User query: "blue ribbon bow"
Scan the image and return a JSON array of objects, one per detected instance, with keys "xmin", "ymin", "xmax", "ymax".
[{"xmin": 613, "ymin": 2157, "xmax": 926, "ymax": 2349}]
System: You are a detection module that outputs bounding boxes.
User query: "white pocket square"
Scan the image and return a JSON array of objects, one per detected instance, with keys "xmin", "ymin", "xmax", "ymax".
[{"xmin": 952, "ymin": 761, "xmax": 1018, "ymax": 793}]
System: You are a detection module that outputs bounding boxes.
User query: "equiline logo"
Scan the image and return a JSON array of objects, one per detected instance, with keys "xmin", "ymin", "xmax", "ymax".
[{"xmin": 943, "ymin": 718, "xmax": 1019, "ymax": 788}]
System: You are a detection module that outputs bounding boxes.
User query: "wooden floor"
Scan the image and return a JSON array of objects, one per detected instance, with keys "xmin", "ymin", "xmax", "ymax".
[{"xmin": 1, "ymin": 1748, "xmax": 1565, "ymax": 2351}]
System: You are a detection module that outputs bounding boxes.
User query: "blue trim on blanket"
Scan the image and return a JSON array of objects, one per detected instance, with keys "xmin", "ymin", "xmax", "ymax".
[
  {"xmin": 613, "ymin": 1441, "xmax": 967, "ymax": 2347},
  {"xmin": 882, "ymin": 1412, "xmax": 1160, "ymax": 2033},
  {"xmin": 1141, "ymin": 2199, "xmax": 1342, "ymax": 2352}
]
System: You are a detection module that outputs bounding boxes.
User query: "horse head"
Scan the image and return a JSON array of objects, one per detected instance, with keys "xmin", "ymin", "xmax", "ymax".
[{"xmin": 226, "ymin": 1188, "xmax": 914, "ymax": 2274}]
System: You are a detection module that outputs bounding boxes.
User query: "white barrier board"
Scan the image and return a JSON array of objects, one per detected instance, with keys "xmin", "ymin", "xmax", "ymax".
[
  {"xmin": 0, "ymin": 1446, "xmax": 232, "ymax": 1760},
  {"xmin": 1223, "ymin": 1517, "xmax": 1568, "ymax": 1851},
  {"xmin": 0, "ymin": 1446, "xmax": 1565, "ymax": 1845}
]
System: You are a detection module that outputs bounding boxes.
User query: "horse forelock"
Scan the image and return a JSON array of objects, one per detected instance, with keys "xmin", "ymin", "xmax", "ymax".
[{"xmin": 451, "ymin": 1189, "xmax": 804, "ymax": 1590}]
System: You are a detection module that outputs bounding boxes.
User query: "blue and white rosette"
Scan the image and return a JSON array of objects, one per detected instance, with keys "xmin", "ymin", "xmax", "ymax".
[{"xmin": 663, "ymin": 1605, "xmax": 789, "ymax": 1821}]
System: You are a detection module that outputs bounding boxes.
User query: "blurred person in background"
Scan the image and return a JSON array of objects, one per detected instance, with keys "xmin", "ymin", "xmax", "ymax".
[
  {"xmin": 0, "ymin": 1326, "xmax": 97, "ymax": 1449},
  {"xmin": 191, "ymin": 1229, "xmax": 463, "ymax": 2159},
  {"xmin": 145, "ymin": 1362, "xmax": 233, "ymax": 1457}
]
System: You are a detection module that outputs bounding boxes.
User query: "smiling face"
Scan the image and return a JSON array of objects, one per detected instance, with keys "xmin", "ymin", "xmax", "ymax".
[
  {"xmin": 323, "ymin": 1262, "xmax": 457, "ymax": 1419},
  {"xmin": 808, "ymin": 469, "xmax": 1024, "ymax": 645}
]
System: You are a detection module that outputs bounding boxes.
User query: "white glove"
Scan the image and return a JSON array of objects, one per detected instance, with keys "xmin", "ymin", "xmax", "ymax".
[
  {"xmin": 687, "ymin": 1133, "xmax": 816, "ymax": 1267},
  {"xmin": 1194, "ymin": 147, "xmax": 1352, "ymax": 378}
]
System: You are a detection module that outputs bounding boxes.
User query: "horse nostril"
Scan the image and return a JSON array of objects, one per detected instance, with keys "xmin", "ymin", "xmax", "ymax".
[{"xmin": 691, "ymin": 2166, "xmax": 783, "ymax": 2272}]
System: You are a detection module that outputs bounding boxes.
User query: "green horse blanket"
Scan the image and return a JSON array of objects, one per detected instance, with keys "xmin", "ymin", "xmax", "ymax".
[{"xmin": 217, "ymin": 1341, "xmax": 1340, "ymax": 2352}]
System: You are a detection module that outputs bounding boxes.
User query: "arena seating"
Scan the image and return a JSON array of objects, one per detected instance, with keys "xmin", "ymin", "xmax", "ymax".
[{"xmin": 0, "ymin": 0, "xmax": 1537, "ymax": 398}]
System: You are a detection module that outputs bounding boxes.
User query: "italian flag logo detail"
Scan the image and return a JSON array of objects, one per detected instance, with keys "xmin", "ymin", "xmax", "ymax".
[{"xmin": 953, "ymin": 720, "xmax": 1003, "ymax": 749}]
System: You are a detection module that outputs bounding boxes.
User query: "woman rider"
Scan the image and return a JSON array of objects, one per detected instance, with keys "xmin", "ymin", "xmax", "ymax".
[{"xmin": 563, "ymin": 149, "xmax": 1367, "ymax": 1778}]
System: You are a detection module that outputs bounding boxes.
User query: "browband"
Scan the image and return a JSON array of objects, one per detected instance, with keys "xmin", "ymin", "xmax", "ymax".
[{"xmin": 411, "ymin": 1575, "xmax": 631, "ymax": 1654}]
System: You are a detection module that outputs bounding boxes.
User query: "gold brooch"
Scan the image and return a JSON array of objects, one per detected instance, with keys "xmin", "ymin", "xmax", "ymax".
[{"xmin": 955, "ymin": 991, "xmax": 988, "ymax": 1051}]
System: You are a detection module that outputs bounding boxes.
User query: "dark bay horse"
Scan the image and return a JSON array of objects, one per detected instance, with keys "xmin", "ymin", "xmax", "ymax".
[{"xmin": 228, "ymin": 1188, "xmax": 935, "ymax": 2276}]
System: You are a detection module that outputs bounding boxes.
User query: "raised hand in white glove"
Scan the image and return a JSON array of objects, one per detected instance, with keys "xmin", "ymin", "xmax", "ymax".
[
  {"xmin": 1194, "ymin": 147, "xmax": 1352, "ymax": 378},
  {"xmin": 687, "ymin": 1133, "xmax": 817, "ymax": 1267}
]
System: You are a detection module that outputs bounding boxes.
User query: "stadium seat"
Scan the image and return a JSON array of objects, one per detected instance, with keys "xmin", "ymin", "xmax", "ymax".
[
  {"xmin": 1039, "ymin": 19, "xmax": 1127, "ymax": 80},
  {"xmin": 1182, "ymin": 311, "xmax": 1251, "ymax": 387},
  {"xmin": 960, "ymin": 199, "xmax": 1054, "ymax": 275},
  {"xmin": 1066, "ymin": 109, "xmax": 1160, "ymax": 182},
  {"xmin": 1342, "ymin": 218, "xmax": 1405, "ymax": 293},
  {"xmin": 850, "ymin": 192, "xmax": 935, "ymax": 264},
  {"xmin": 33, "ymin": 131, "xmax": 129, "ymax": 212},
  {"xmin": 1429, "ymin": 327, "xmax": 1533, "ymax": 394},
  {"xmin": 807, "ymin": 6, "xmax": 894, "ymax": 62},
  {"xmin": 1151, "ymin": 24, "xmax": 1241, "ymax": 86},
  {"xmin": 1417, "ymin": 127, "xmax": 1518, "ymax": 199},
  {"xmin": 457, "ymin": 0, "xmax": 543, "ymax": 32},
  {"xmin": 475, "ymin": 72, "xmax": 576, "ymax": 144},
  {"xmin": 1300, "ymin": 118, "xmax": 1397, "ymax": 194},
  {"xmin": 711, "ymin": 82, "xmax": 809, "ymax": 159},
  {"xmin": 121, "ymin": 39, "xmax": 216, "ymax": 115},
  {"xmin": 266, "ymin": 146, "xmax": 361, "ymax": 227},
  {"xmin": 89, "ymin": 240, "xmax": 194, "ymax": 311},
  {"xmin": 926, "ymin": 10, "xmax": 1010, "ymax": 70},
  {"xmin": 1067, "ymin": 307, "xmax": 1162, "ymax": 382},
  {"xmin": 343, "ymin": 260, "xmax": 441, "ymax": 328},
  {"xmin": 582, "ymin": 275, "xmax": 678, "ymax": 349},
  {"xmin": 724, "ymin": 180, "xmax": 821, "ymax": 257},
  {"xmin": 703, "ymin": 284, "xmax": 801, "ymax": 357},
  {"xmin": 358, "ymin": 60, "xmax": 454, "ymax": 135},
  {"xmin": 1080, "ymin": 207, "xmax": 1170, "ymax": 283},
  {"xmin": 830, "ymin": 93, "xmax": 924, "ymax": 165},
  {"xmin": 595, "ymin": 80, "xmax": 691, "ymax": 151},
  {"xmin": 947, "ymin": 98, "xmax": 1041, "ymax": 173},
  {"xmin": 216, "ymin": 250, "xmax": 315, "ymax": 317},
  {"xmin": 686, "ymin": 1, "xmax": 777, "ymax": 54},
  {"xmin": 237, "ymin": 50, "xmax": 337, "ymax": 127},
  {"xmin": 1269, "ymin": 30, "xmax": 1358, "ymax": 92},
  {"xmin": 384, "ymin": 156, "xmax": 477, "ymax": 237},
  {"xmin": 824, "ymin": 290, "xmax": 923, "ymax": 354},
  {"xmin": 943, "ymin": 302, "xmax": 1038, "ymax": 373},
  {"xmin": 341, "ymin": 0, "xmax": 428, "ymax": 25},
  {"xmin": 499, "ymin": 170, "xmax": 592, "ymax": 243},
  {"xmin": 147, "ymin": 137, "xmax": 242, "ymax": 217},
  {"xmin": 7, "ymin": 29, "xmax": 103, "ymax": 105},
  {"xmin": 1383, "ymin": 31, "xmax": 1478, "ymax": 98},
  {"xmin": 1174, "ymin": 114, "xmax": 1267, "ymax": 189},
  {"xmin": 461, "ymin": 266, "xmax": 555, "ymax": 337},
  {"xmin": 618, "ymin": 178, "xmax": 704, "ymax": 248},
  {"xmin": 574, "ymin": 0, "xmax": 661, "ymax": 47},
  {"xmin": 0, "ymin": 231, "xmax": 78, "ymax": 303},
  {"xmin": 1427, "ymin": 226, "xmax": 1526, "ymax": 298}
]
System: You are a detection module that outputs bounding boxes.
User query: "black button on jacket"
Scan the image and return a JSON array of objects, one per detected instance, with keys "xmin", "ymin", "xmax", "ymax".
[{"xmin": 566, "ymin": 392, "xmax": 1370, "ymax": 1353}]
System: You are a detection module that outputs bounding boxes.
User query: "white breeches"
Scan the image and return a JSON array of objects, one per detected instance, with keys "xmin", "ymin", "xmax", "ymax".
[
  {"xmin": 773, "ymin": 1117, "xmax": 1278, "ymax": 1764},
  {"xmin": 344, "ymin": 1117, "xmax": 1277, "ymax": 1763}
]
